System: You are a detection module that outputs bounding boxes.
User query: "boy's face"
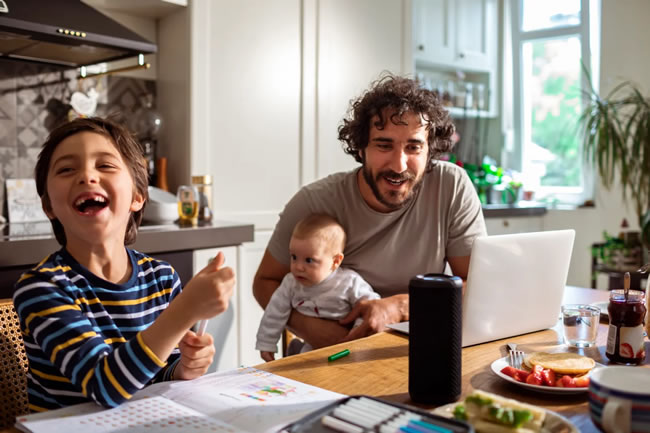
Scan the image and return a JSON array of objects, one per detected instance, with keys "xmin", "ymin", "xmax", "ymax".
[
  {"xmin": 289, "ymin": 236, "xmax": 339, "ymax": 287},
  {"xmin": 44, "ymin": 131, "xmax": 144, "ymax": 249}
]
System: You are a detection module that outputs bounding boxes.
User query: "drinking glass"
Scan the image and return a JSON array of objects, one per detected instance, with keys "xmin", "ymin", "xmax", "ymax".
[{"xmin": 561, "ymin": 304, "xmax": 600, "ymax": 347}]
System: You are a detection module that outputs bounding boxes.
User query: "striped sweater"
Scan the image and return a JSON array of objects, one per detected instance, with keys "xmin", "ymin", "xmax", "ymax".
[{"xmin": 13, "ymin": 248, "xmax": 182, "ymax": 412}]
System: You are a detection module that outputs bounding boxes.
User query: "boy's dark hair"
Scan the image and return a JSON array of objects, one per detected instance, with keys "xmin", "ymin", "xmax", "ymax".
[
  {"xmin": 337, "ymin": 73, "xmax": 455, "ymax": 169},
  {"xmin": 34, "ymin": 117, "xmax": 149, "ymax": 246}
]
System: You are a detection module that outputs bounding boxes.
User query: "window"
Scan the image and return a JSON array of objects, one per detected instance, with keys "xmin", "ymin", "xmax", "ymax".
[{"xmin": 508, "ymin": 0, "xmax": 600, "ymax": 205}]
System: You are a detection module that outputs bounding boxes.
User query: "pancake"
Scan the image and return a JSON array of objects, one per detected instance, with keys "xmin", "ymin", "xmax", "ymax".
[{"xmin": 524, "ymin": 352, "xmax": 595, "ymax": 375}]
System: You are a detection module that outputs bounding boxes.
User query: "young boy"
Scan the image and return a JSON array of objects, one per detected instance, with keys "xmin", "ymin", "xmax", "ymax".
[
  {"xmin": 13, "ymin": 117, "xmax": 235, "ymax": 412},
  {"xmin": 255, "ymin": 214, "xmax": 378, "ymax": 361}
]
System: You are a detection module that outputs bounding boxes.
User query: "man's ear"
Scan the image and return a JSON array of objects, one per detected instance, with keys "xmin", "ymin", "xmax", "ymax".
[
  {"xmin": 130, "ymin": 191, "xmax": 146, "ymax": 212},
  {"xmin": 331, "ymin": 253, "xmax": 344, "ymax": 270}
]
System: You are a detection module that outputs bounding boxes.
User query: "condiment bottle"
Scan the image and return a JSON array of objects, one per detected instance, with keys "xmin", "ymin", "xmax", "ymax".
[
  {"xmin": 191, "ymin": 175, "xmax": 213, "ymax": 222},
  {"xmin": 177, "ymin": 185, "xmax": 199, "ymax": 226},
  {"xmin": 606, "ymin": 289, "xmax": 647, "ymax": 364}
]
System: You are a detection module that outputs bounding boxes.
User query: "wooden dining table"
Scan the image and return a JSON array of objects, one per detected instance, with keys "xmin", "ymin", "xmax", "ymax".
[
  {"xmin": 3, "ymin": 286, "xmax": 647, "ymax": 433},
  {"xmin": 257, "ymin": 286, "xmax": 649, "ymax": 433}
]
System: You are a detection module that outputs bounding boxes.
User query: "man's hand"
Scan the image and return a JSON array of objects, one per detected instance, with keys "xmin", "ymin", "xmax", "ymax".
[
  {"xmin": 174, "ymin": 330, "xmax": 215, "ymax": 380},
  {"xmin": 260, "ymin": 351, "xmax": 275, "ymax": 362},
  {"xmin": 339, "ymin": 294, "xmax": 408, "ymax": 342}
]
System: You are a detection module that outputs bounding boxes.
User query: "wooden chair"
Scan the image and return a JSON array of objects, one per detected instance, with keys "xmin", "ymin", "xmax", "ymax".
[{"xmin": 0, "ymin": 298, "xmax": 29, "ymax": 428}]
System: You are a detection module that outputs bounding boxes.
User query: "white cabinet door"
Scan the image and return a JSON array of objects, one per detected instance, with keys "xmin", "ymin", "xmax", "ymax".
[
  {"xmin": 413, "ymin": 0, "xmax": 455, "ymax": 66},
  {"xmin": 455, "ymin": 0, "xmax": 497, "ymax": 71},
  {"xmin": 485, "ymin": 217, "xmax": 544, "ymax": 236},
  {"xmin": 237, "ymin": 230, "xmax": 272, "ymax": 367},
  {"xmin": 193, "ymin": 246, "xmax": 239, "ymax": 373},
  {"xmin": 413, "ymin": 0, "xmax": 497, "ymax": 72}
]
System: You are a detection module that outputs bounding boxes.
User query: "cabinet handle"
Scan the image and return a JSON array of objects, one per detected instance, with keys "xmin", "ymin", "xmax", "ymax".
[
  {"xmin": 417, "ymin": 44, "xmax": 424, "ymax": 51},
  {"xmin": 458, "ymin": 52, "xmax": 465, "ymax": 59}
]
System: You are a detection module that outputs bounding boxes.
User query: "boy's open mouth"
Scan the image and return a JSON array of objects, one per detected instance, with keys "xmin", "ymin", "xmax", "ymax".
[{"xmin": 74, "ymin": 194, "xmax": 109, "ymax": 214}]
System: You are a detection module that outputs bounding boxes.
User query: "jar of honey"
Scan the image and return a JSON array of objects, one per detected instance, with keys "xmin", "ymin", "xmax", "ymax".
[{"xmin": 605, "ymin": 289, "xmax": 646, "ymax": 365}]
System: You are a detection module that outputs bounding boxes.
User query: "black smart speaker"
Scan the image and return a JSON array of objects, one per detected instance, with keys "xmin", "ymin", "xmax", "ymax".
[{"xmin": 408, "ymin": 273, "xmax": 463, "ymax": 405}]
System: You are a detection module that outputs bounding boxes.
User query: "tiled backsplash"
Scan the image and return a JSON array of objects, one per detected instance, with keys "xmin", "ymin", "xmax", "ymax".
[{"xmin": 0, "ymin": 59, "xmax": 155, "ymax": 218}]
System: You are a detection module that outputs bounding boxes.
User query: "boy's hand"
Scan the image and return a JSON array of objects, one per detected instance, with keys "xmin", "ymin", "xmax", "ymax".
[
  {"xmin": 181, "ymin": 252, "xmax": 235, "ymax": 321},
  {"xmin": 260, "ymin": 351, "xmax": 275, "ymax": 362},
  {"xmin": 174, "ymin": 330, "xmax": 215, "ymax": 380}
]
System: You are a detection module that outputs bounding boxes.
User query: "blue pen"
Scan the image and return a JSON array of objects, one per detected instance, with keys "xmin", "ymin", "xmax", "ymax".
[{"xmin": 408, "ymin": 419, "xmax": 453, "ymax": 433}]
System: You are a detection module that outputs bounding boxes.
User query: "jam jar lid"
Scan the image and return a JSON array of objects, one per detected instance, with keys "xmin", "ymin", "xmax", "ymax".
[{"xmin": 609, "ymin": 289, "xmax": 645, "ymax": 302}]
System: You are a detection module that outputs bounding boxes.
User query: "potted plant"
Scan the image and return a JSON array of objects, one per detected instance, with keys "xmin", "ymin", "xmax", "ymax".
[{"xmin": 579, "ymin": 78, "xmax": 650, "ymax": 246}]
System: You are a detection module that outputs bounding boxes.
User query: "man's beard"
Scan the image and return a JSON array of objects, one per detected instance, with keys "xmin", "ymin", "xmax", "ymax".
[{"xmin": 361, "ymin": 164, "xmax": 424, "ymax": 210}]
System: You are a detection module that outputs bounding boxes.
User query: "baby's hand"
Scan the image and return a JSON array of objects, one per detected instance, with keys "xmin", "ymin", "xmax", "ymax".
[
  {"xmin": 181, "ymin": 252, "xmax": 235, "ymax": 322},
  {"xmin": 174, "ymin": 330, "xmax": 215, "ymax": 380},
  {"xmin": 261, "ymin": 351, "xmax": 275, "ymax": 362}
]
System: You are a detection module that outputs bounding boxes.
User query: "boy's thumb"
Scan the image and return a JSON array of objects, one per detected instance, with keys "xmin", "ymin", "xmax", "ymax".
[{"xmin": 198, "ymin": 251, "xmax": 224, "ymax": 275}]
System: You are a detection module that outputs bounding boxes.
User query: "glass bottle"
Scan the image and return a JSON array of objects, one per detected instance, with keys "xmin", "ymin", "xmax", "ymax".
[
  {"xmin": 177, "ymin": 185, "xmax": 199, "ymax": 226},
  {"xmin": 606, "ymin": 289, "xmax": 647, "ymax": 364},
  {"xmin": 191, "ymin": 175, "xmax": 213, "ymax": 222}
]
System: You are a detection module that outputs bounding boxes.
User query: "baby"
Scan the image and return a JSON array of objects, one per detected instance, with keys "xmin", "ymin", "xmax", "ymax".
[{"xmin": 256, "ymin": 214, "xmax": 379, "ymax": 361}]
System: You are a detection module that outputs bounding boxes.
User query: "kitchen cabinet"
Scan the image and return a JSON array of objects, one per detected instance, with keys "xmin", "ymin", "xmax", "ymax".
[
  {"xmin": 485, "ymin": 216, "xmax": 544, "ymax": 236},
  {"xmin": 413, "ymin": 0, "xmax": 499, "ymax": 116},
  {"xmin": 193, "ymin": 246, "xmax": 239, "ymax": 373},
  {"xmin": 413, "ymin": 0, "xmax": 498, "ymax": 72}
]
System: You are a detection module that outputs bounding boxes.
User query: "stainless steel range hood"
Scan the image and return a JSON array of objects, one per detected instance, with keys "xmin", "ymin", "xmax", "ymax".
[{"xmin": 0, "ymin": 0, "xmax": 156, "ymax": 67}]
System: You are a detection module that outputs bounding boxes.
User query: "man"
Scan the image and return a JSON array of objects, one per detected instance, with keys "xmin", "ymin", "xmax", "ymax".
[{"xmin": 253, "ymin": 74, "xmax": 486, "ymax": 350}]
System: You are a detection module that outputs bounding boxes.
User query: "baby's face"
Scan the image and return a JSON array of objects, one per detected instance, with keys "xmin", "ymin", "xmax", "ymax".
[{"xmin": 289, "ymin": 236, "xmax": 337, "ymax": 287}]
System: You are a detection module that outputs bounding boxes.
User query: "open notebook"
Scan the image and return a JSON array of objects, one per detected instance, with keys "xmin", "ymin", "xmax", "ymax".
[
  {"xmin": 387, "ymin": 229, "xmax": 576, "ymax": 347},
  {"xmin": 15, "ymin": 367, "xmax": 343, "ymax": 433}
]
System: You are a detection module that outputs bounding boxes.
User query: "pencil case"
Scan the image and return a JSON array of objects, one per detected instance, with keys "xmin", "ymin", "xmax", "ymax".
[{"xmin": 284, "ymin": 395, "xmax": 474, "ymax": 433}]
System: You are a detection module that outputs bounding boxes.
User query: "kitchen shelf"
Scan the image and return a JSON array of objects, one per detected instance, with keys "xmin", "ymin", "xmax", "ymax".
[{"xmin": 445, "ymin": 106, "xmax": 496, "ymax": 119}]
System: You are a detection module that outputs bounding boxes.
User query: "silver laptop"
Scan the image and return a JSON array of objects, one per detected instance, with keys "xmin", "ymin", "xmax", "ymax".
[{"xmin": 387, "ymin": 229, "xmax": 576, "ymax": 347}]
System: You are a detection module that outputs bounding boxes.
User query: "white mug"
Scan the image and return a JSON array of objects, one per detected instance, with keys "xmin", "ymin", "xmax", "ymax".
[{"xmin": 589, "ymin": 366, "xmax": 650, "ymax": 433}]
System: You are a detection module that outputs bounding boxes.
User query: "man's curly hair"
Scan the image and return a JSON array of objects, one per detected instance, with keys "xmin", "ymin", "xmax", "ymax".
[{"xmin": 338, "ymin": 74, "xmax": 455, "ymax": 170}]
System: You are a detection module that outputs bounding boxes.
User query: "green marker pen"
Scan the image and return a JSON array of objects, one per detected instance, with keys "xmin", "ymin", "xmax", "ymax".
[{"xmin": 328, "ymin": 349, "xmax": 350, "ymax": 362}]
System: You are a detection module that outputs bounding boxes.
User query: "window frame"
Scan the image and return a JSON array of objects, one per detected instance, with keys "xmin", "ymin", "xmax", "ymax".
[{"xmin": 509, "ymin": 0, "xmax": 600, "ymax": 205}]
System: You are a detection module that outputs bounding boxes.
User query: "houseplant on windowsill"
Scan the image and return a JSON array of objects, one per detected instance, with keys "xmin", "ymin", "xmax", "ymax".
[{"xmin": 579, "ymin": 78, "xmax": 650, "ymax": 250}]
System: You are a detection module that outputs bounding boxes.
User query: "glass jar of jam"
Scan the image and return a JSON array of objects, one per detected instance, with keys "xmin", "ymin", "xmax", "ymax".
[{"xmin": 606, "ymin": 289, "xmax": 646, "ymax": 364}]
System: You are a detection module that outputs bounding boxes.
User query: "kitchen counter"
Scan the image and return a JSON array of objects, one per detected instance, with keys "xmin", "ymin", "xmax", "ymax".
[
  {"xmin": 0, "ymin": 220, "xmax": 254, "ymax": 298},
  {"xmin": 482, "ymin": 201, "xmax": 547, "ymax": 218}
]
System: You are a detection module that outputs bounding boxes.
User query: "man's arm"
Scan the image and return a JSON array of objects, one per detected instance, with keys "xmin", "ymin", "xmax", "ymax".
[
  {"xmin": 447, "ymin": 255, "xmax": 471, "ymax": 279},
  {"xmin": 253, "ymin": 249, "xmax": 350, "ymax": 348}
]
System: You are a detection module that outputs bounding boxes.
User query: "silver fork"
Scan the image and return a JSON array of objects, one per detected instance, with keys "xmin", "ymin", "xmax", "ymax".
[{"xmin": 507, "ymin": 343, "xmax": 525, "ymax": 369}]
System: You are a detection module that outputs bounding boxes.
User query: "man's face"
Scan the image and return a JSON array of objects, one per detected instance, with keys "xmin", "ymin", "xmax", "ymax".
[{"xmin": 358, "ymin": 111, "xmax": 429, "ymax": 212}]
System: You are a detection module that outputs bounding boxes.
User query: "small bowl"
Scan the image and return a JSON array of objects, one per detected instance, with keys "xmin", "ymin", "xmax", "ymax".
[{"xmin": 143, "ymin": 187, "xmax": 178, "ymax": 223}]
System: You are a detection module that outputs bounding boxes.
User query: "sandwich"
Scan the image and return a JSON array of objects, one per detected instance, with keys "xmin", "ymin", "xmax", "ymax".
[{"xmin": 452, "ymin": 390, "xmax": 546, "ymax": 433}]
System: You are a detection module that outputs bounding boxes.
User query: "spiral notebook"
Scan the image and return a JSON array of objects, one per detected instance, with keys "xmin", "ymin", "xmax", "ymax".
[{"xmin": 15, "ymin": 367, "xmax": 344, "ymax": 433}]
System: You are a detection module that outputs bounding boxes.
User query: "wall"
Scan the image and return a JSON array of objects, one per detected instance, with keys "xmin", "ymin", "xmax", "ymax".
[
  {"xmin": 0, "ymin": 60, "xmax": 156, "ymax": 218},
  {"xmin": 551, "ymin": 0, "xmax": 650, "ymax": 289}
]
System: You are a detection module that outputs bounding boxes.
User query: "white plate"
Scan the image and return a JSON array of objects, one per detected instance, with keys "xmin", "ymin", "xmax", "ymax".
[
  {"xmin": 591, "ymin": 301, "xmax": 609, "ymax": 318},
  {"xmin": 490, "ymin": 357, "xmax": 590, "ymax": 394},
  {"xmin": 433, "ymin": 401, "xmax": 579, "ymax": 433}
]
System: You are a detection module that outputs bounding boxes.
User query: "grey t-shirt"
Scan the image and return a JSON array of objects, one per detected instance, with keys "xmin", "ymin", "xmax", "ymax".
[{"xmin": 267, "ymin": 161, "xmax": 486, "ymax": 297}]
